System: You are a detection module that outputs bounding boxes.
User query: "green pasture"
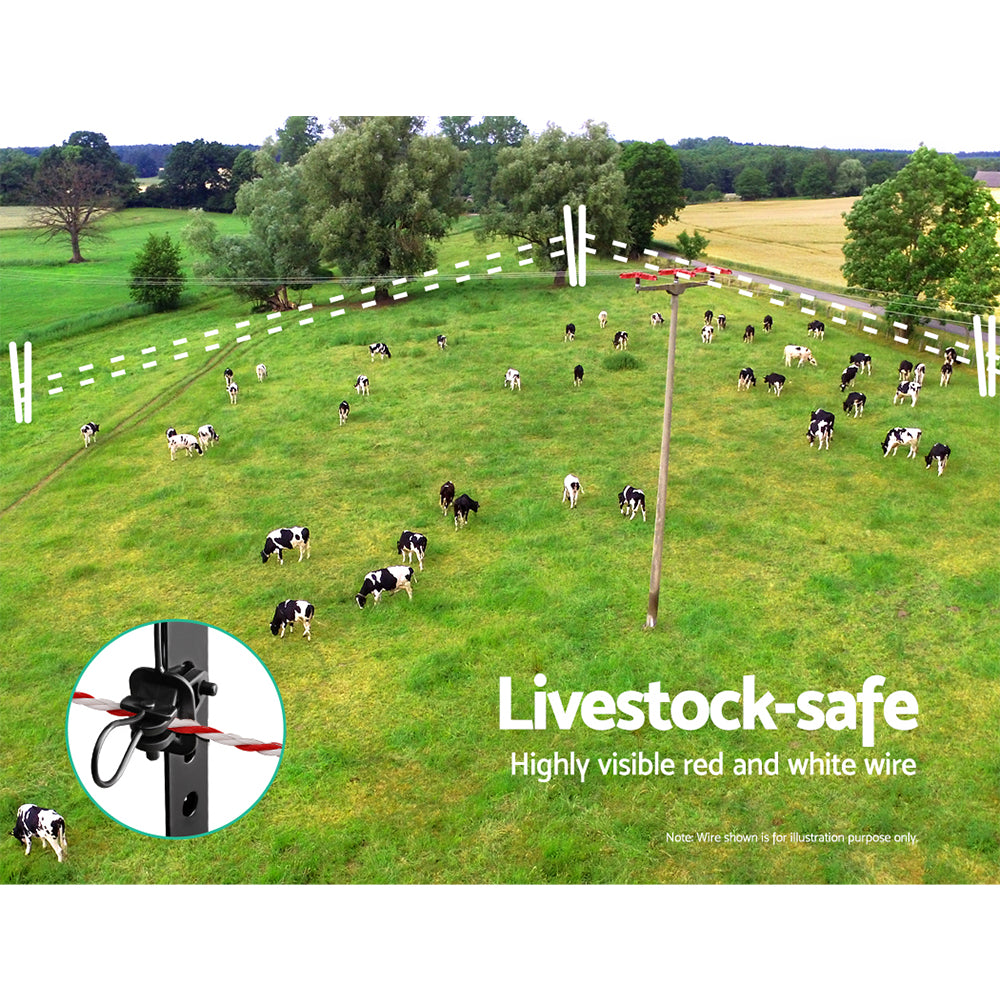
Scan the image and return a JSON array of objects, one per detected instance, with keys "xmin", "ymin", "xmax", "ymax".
[{"xmin": 1, "ymin": 213, "xmax": 998, "ymax": 884}]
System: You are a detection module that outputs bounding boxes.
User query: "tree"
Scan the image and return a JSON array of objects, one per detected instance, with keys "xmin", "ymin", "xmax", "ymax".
[
  {"xmin": 797, "ymin": 161, "xmax": 833, "ymax": 198},
  {"xmin": 620, "ymin": 140, "xmax": 685, "ymax": 249},
  {"xmin": 299, "ymin": 116, "xmax": 464, "ymax": 286},
  {"xmin": 735, "ymin": 166, "xmax": 768, "ymax": 201},
  {"xmin": 676, "ymin": 230, "xmax": 709, "ymax": 260},
  {"xmin": 159, "ymin": 139, "xmax": 245, "ymax": 210},
  {"xmin": 479, "ymin": 121, "xmax": 628, "ymax": 275},
  {"xmin": 834, "ymin": 158, "xmax": 867, "ymax": 196},
  {"xmin": 841, "ymin": 145, "xmax": 1000, "ymax": 321},
  {"xmin": 0, "ymin": 149, "xmax": 37, "ymax": 205},
  {"xmin": 275, "ymin": 116, "xmax": 324, "ymax": 166},
  {"xmin": 129, "ymin": 233, "xmax": 186, "ymax": 310}
]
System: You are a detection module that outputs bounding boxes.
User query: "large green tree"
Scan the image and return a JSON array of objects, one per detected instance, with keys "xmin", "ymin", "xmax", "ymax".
[
  {"xmin": 276, "ymin": 116, "xmax": 324, "ymax": 166},
  {"xmin": 620, "ymin": 140, "xmax": 684, "ymax": 249},
  {"xmin": 159, "ymin": 138, "xmax": 245, "ymax": 210},
  {"xmin": 129, "ymin": 232, "xmax": 186, "ymax": 311},
  {"xmin": 842, "ymin": 145, "xmax": 1000, "ymax": 321},
  {"xmin": 440, "ymin": 116, "xmax": 529, "ymax": 210},
  {"xmin": 479, "ymin": 121, "xmax": 628, "ymax": 273},
  {"xmin": 298, "ymin": 116, "xmax": 464, "ymax": 285}
]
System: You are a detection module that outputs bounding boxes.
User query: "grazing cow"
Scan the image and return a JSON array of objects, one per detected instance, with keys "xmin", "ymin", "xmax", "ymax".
[
  {"xmin": 369, "ymin": 342, "xmax": 392, "ymax": 360},
  {"xmin": 197, "ymin": 424, "xmax": 219, "ymax": 449},
  {"xmin": 700, "ymin": 325, "xmax": 713, "ymax": 344},
  {"xmin": 717, "ymin": 313, "xmax": 727, "ymax": 330},
  {"xmin": 704, "ymin": 309, "xmax": 714, "ymax": 325},
  {"xmin": 505, "ymin": 368, "xmax": 521, "ymax": 390},
  {"xmin": 256, "ymin": 363, "xmax": 267, "ymax": 382},
  {"xmin": 11, "ymin": 804, "xmax": 67, "ymax": 863},
  {"xmin": 224, "ymin": 368, "xmax": 234, "ymax": 386},
  {"xmin": 763, "ymin": 315, "xmax": 774, "ymax": 332},
  {"xmin": 743, "ymin": 325, "xmax": 755, "ymax": 343},
  {"xmin": 924, "ymin": 443, "xmax": 951, "ymax": 476},
  {"xmin": 943, "ymin": 347, "xmax": 958, "ymax": 366},
  {"xmin": 261, "ymin": 526, "xmax": 311, "ymax": 565},
  {"xmin": 912, "ymin": 362, "xmax": 926, "ymax": 386},
  {"xmin": 453, "ymin": 493, "xmax": 480, "ymax": 529},
  {"xmin": 355, "ymin": 375, "xmax": 370, "ymax": 395},
  {"xmin": 881, "ymin": 427, "xmax": 922, "ymax": 458},
  {"xmin": 614, "ymin": 330, "xmax": 629, "ymax": 349},
  {"xmin": 80, "ymin": 422, "xmax": 100, "ymax": 448},
  {"xmin": 565, "ymin": 323, "xmax": 576, "ymax": 340},
  {"xmin": 738, "ymin": 367, "xmax": 757, "ymax": 390},
  {"xmin": 839, "ymin": 365, "xmax": 860, "ymax": 391},
  {"xmin": 940, "ymin": 363, "xmax": 953, "ymax": 387},
  {"xmin": 598, "ymin": 310, "xmax": 608, "ymax": 329},
  {"xmin": 618, "ymin": 485, "xmax": 646, "ymax": 522},
  {"xmin": 850, "ymin": 352, "xmax": 872, "ymax": 375},
  {"xmin": 227, "ymin": 381, "xmax": 239, "ymax": 405},
  {"xmin": 562, "ymin": 474, "xmax": 582, "ymax": 509},
  {"xmin": 893, "ymin": 381, "xmax": 921, "ymax": 407},
  {"xmin": 167, "ymin": 430, "xmax": 203, "ymax": 460},
  {"xmin": 396, "ymin": 530, "xmax": 428, "ymax": 571},
  {"xmin": 339, "ymin": 400, "xmax": 350, "ymax": 425},
  {"xmin": 784, "ymin": 345, "xmax": 817, "ymax": 367},
  {"xmin": 807, "ymin": 320, "xmax": 825, "ymax": 340},
  {"xmin": 355, "ymin": 566, "xmax": 414, "ymax": 608},
  {"xmin": 270, "ymin": 599, "xmax": 314, "ymax": 639},
  {"xmin": 574, "ymin": 364, "xmax": 584, "ymax": 387},
  {"xmin": 843, "ymin": 392, "xmax": 867, "ymax": 417},
  {"xmin": 898, "ymin": 360, "xmax": 913, "ymax": 381},
  {"xmin": 439, "ymin": 481, "xmax": 456, "ymax": 515},
  {"xmin": 437, "ymin": 334, "xmax": 448, "ymax": 350},
  {"xmin": 650, "ymin": 313, "xmax": 664, "ymax": 326},
  {"xmin": 807, "ymin": 410, "xmax": 835, "ymax": 450},
  {"xmin": 763, "ymin": 373, "xmax": 786, "ymax": 396}
]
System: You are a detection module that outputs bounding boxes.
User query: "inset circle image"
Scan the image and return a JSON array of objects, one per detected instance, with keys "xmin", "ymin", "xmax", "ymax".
[{"xmin": 67, "ymin": 620, "xmax": 284, "ymax": 838}]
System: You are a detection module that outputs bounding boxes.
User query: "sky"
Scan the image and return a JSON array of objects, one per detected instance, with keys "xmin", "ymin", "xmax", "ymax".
[{"xmin": 6, "ymin": 1, "xmax": 994, "ymax": 154}]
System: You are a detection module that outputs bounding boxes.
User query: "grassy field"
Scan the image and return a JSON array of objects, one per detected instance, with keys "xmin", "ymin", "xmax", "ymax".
[{"xmin": 1, "ymin": 210, "xmax": 997, "ymax": 884}]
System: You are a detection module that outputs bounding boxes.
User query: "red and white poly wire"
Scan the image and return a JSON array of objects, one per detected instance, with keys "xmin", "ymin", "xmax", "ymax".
[{"xmin": 72, "ymin": 692, "xmax": 283, "ymax": 756}]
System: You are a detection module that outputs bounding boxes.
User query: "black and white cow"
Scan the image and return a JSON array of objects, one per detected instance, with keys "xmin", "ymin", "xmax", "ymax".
[
  {"xmin": 256, "ymin": 363, "xmax": 267, "ymax": 382},
  {"xmin": 763, "ymin": 373, "xmax": 786, "ymax": 396},
  {"xmin": 562, "ymin": 474, "xmax": 582, "ymax": 508},
  {"xmin": 369, "ymin": 342, "xmax": 392, "ymax": 360},
  {"xmin": 808, "ymin": 320, "xmax": 825, "ymax": 340},
  {"xmin": 505, "ymin": 368, "xmax": 521, "ymax": 390},
  {"xmin": 650, "ymin": 313, "xmax": 663, "ymax": 327},
  {"xmin": 700, "ymin": 324, "xmax": 713, "ymax": 344},
  {"xmin": 355, "ymin": 566, "xmax": 414, "ymax": 608},
  {"xmin": 614, "ymin": 330, "xmax": 629, "ymax": 349},
  {"xmin": 439, "ymin": 481, "xmax": 455, "ymax": 515},
  {"xmin": 704, "ymin": 309, "xmax": 714, "ymax": 325},
  {"xmin": 618, "ymin": 485, "xmax": 646, "ymax": 522},
  {"xmin": 784, "ymin": 345, "xmax": 817, "ymax": 367},
  {"xmin": 339, "ymin": 400, "xmax": 350, "ymax": 425},
  {"xmin": 943, "ymin": 347, "xmax": 958, "ymax": 366},
  {"xmin": 167, "ymin": 430, "xmax": 203, "ymax": 460},
  {"xmin": 437, "ymin": 334, "xmax": 448, "ymax": 350},
  {"xmin": 227, "ymin": 381, "xmax": 239, "ymax": 405},
  {"xmin": 924, "ymin": 443, "xmax": 951, "ymax": 476},
  {"xmin": 574, "ymin": 364, "xmax": 584, "ymax": 387},
  {"xmin": 850, "ymin": 352, "xmax": 872, "ymax": 375},
  {"xmin": 565, "ymin": 322, "xmax": 577, "ymax": 340},
  {"xmin": 912, "ymin": 362, "xmax": 926, "ymax": 386},
  {"xmin": 893, "ymin": 381, "xmax": 921, "ymax": 407},
  {"xmin": 598, "ymin": 310, "xmax": 608, "ymax": 329},
  {"xmin": 355, "ymin": 375, "xmax": 369, "ymax": 395},
  {"xmin": 224, "ymin": 368, "xmax": 234, "ymax": 386},
  {"xmin": 454, "ymin": 493, "xmax": 480, "ymax": 529},
  {"xmin": 270, "ymin": 599, "xmax": 314, "ymax": 639},
  {"xmin": 807, "ymin": 409, "xmax": 835, "ymax": 450},
  {"xmin": 80, "ymin": 422, "xmax": 100, "ymax": 448},
  {"xmin": 763, "ymin": 315, "xmax": 773, "ymax": 332},
  {"xmin": 198, "ymin": 424, "xmax": 219, "ymax": 449},
  {"xmin": 743, "ymin": 325, "xmax": 755, "ymax": 343},
  {"xmin": 881, "ymin": 427, "xmax": 922, "ymax": 458},
  {"xmin": 843, "ymin": 392, "xmax": 867, "ymax": 417},
  {"xmin": 940, "ymin": 363, "xmax": 953, "ymax": 387},
  {"xmin": 840, "ymin": 365, "xmax": 860, "ymax": 391},
  {"xmin": 717, "ymin": 313, "xmax": 727, "ymax": 330},
  {"xmin": 738, "ymin": 367, "xmax": 757, "ymax": 390},
  {"xmin": 261, "ymin": 526, "xmax": 311, "ymax": 564},
  {"xmin": 898, "ymin": 360, "xmax": 914, "ymax": 381},
  {"xmin": 11, "ymin": 804, "xmax": 67, "ymax": 863},
  {"xmin": 396, "ymin": 530, "xmax": 428, "ymax": 571}
]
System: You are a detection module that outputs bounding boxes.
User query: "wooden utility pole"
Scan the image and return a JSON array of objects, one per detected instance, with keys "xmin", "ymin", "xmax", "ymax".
[{"xmin": 639, "ymin": 276, "xmax": 707, "ymax": 628}]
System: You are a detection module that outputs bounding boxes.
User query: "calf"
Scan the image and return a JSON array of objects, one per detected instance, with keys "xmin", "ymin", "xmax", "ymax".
[
  {"xmin": 842, "ymin": 392, "xmax": 867, "ymax": 417},
  {"xmin": 912, "ymin": 362, "xmax": 926, "ymax": 386},
  {"xmin": 227, "ymin": 381, "xmax": 239, "ymax": 405},
  {"xmin": 11, "ymin": 804, "xmax": 67, "ymax": 863},
  {"xmin": 898, "ymin": 360, "xmax": 913, "ymax": 381},
  {"xmin": 224, "ymin": 367, "xmax": 234, "ymax": 386},
  {"xmin": 339, "ymin": 400, "xmax": 350, "ymax": 425},
  {"xmin": 940, "ymin": 362, "xmax": 953, "ymax": 387},
  {"xmin": 738, "ymin": 367, "xmax": 756, "ymax": 390},
  {"xmin": 573, "ymin": 364, "xmax": 584, "ymax": 387},
  {"xmin": 562, "ymin": 474, "xmax": 582, "ymax": 509},
  {"xmin": 80, "ymin": 421, "xmax": 100, "ymax": 448},
  {"xmin": 355, "ymin": 566, "xmax": 414, "ymax": 608},
  {"xmin": 437, "ymin": 334, "xmax": 448, "ymax": 350},
  {"xmin": 784, "ymin": 345, "xmax": 816, "ymax": 367},
  {"xmin": 943, "ymin": 347, "xmax": 958, "ymax": 366},
  {"xmin": 893, "ymin": 381, "xmax": 921, "ymax": 407},
  {"xmin": 369, "ymin": 342, "xmax": 392, "ymax": 360},
  {"xmin": 704, "ymin": 309, "xmax": 714, "ymax": 325},
  {"xmin": 924, "ymin": 442, "xmax": 950, "ymax": 476},
  {"xmin": 197, "ymin": 424, "xmax": 220, "ymax": 449},
  {"xmin": 439, "ymin": 481, "xmax": 456, "ymax": 515},
  {"xmin": 840, "ymin": 365, "xmax": 860, "ymax": 391},
  {"xmin": 355, "ymin": 375, "xmax": 369, "ymax": 395},
  {"xmin": 650, "ymin": 313, "xmax": 663, "ymax": 327},
  {"xmin": 598, "ymin": 310, "xmax": 608, "ymax": 329},
  {"xmin": 270, "ymin": 599, "xmax": 314, "ymax": 639},
  {"xmin": 396, "ymin": 530, "xmax": 428, "ymax": 571},
  {"xmin": 261, "ymin": 526, "xmax": 311, "ymax": 565},
  {"xmin": 717, "ymin": 313, "xmax": 727, "ymax": 330},
  {"xmin": 167, "ymin": 430, "xmax": 203, "ymax": 460},
  {"xmin": 743, "ymin": 325, "xmax": 755, "ymax": 343},
  {"xmin": 763, "ymin": 314, "xmax": 773, "ymax": 332},
  {"xmin": 850, "ymin": 352, "xmax": 872, "ymax": 375},
  {"xmin": 618, "ymin": 485, "xmax": 646, "ymax": 522},
  {"xmin": 807, "ymin": 320, "xmax": 825, "ymax": 339},
  {"xmin": 505, "ymin": 368, "xmax": 521, "ymax": 390},
  {"xmin": 256, "ymin": 363, "xmax": 267, "ymax": 382},
  {"xmin": 454, "ymin": 493, "xmax": 480, "ymax": 529},
  {"xmin": 881, "ymin": 427, "xmax": 922, "ymax": 458},
  {"xmin": 763, "ymin": 373, "xmax": 786, "ymax": 396},
  {"xmin": 565, "ymin": 323, "xmax": 576, "ymax": 340},
  {"xmin": 614, "ymin": 330, "xmax": 629, "ymax": 349},
  {"xmin": 700, "ymin": 324, "xmax": 713, "ymax": 343}
]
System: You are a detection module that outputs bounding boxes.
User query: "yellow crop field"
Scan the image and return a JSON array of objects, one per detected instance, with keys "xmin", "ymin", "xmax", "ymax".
[{"xmin": 655, "ymin": 197, "xmax": 859, "ymax": 290}]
